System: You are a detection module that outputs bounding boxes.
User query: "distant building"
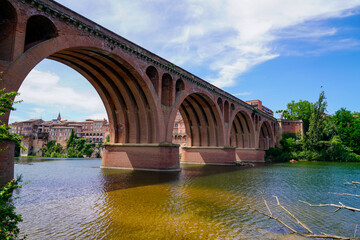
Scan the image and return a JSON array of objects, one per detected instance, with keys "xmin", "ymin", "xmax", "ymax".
[
  {"xmin": 9, "ymin": 113, "xmax": 110, "ymax": 156},
  {"xmin": 172, "ymin": 112, "xmax": 187, "ymax": 146},
  {"xmin": 246, "ymin": 100, "xmax": 274, "ymax": 116}
]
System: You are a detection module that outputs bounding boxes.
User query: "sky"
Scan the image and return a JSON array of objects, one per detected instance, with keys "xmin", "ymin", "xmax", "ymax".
[{"xmin": 9, "ymin": 0, "xmax": 360, "ymax": 123}]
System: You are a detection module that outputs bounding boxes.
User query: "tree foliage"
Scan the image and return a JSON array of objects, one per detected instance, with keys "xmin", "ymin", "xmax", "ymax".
[
  {"xmin": 332, "ymin": 108, "xmax": 360, "ymax": 155},
  {"xmin": 303, "ymin": 91, "xmax": 327, "ymax": 151},
  {"xmin": 268, "ymin": 91, "xmax": 360, "ymax": 162},
  {"xmin": 0, "ymin": 176, "xmax": 26, "ymax": 240},
  {"xmin": 0, "ymin": 73, "xmax": 22, "ymax": 151},
  {"xmin": 276, "ymin": 100, "xmax": 312, "ymax": 133}
]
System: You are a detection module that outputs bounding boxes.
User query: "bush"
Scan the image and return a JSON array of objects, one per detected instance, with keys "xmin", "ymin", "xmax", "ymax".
[
  {"xmin": 0, "ymin": 176, "xmax": 26, "ymax": 240},
  {"xmin": 265, "ymin": 147, "xmax": 294, "ymax": 162}
]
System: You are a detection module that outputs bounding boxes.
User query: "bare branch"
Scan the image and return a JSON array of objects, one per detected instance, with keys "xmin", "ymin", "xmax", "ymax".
[
  {"xmin": 299, "ymin": 200, "xmax": 360, "ymax": 212},
  {"xmin": 273, "ymin": 195, "xmax": 313, "ymax": 233},
  {"xmin": 307, "ymin": 233, "xmax": 352, "ymax": 240},
  {"xmin": 344, "ymin": 181, "xmax": 360, "ymax": 187},
  {"xmin": 354, "ymin": 224, "xmax": 358, "ymax": 239},
  {"xmin": 329, "ymin": 192, "xmax": 360, "ymax": 198},
  {"xmin": 260, "ymin": 191, "xmax": 272, "ymax": 216},
  {"xmin": 253, "ymin": 208, "xmax": 297, "ymax": 233}
]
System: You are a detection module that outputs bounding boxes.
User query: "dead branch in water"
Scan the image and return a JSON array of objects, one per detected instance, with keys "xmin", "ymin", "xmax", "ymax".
[
  {"xmin": 273, "ymin": 195, "xmax": 312, "ymax": 233},
  {"xmin": 299, "ymin": 200, "xmax": 360, "ymax": 213},
  {"xmin": 344, "ymin": 181, "xmax": 360, "ymax": 187},
  {"xmin": 329, "ymin": 192, "xmax": 360, "ymax": 198},
  {"xmin": 256, "ymin": 194, "xmax": 355, "ymax": 240}
]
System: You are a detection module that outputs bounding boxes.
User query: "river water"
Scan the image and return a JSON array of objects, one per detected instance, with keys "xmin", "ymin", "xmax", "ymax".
[{"xmin": 14, "ymin": 158, "xmax": 360, "ymax": 239}]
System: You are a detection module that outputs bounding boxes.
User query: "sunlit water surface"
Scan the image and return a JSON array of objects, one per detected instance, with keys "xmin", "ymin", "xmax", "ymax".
[{"xmin": 14, "ymin": 158, "xmax": 360, "ymax": 239}]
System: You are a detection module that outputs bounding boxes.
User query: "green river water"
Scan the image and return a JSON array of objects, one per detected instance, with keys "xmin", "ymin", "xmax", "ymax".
[{"xmin": 14, "ymin": 158, "xmax": 360, "ymax": 239}]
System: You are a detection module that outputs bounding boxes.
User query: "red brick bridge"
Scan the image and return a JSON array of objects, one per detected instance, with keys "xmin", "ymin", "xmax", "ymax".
[{"xmin": 0, "ymin": 0, "xmax": 276, "ymax": 180}]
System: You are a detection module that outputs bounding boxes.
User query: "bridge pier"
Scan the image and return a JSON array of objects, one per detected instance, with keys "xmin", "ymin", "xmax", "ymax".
[
  {"xmin": 180, "ymin": 147, "xmax": 237, "ymax": 165},
  {"xmin": 0, "ymin": 141, "xmax": 15, "ymax": 185},
  {"xmin": 235, "ymin": 148, "xmax": 265, "ymax": 162},
  {"xmin": 102, "ymin": 144, "xmax": 180, "ymax": 171}
]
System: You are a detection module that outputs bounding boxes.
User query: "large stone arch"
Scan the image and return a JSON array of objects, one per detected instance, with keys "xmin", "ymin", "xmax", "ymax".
[
  {"xmin": 258, "ymin": 121, "xmax": 275, "ymax": 150},
  {"xmin": 2, "ymin": 35, "xmax": 162, "ymax": 145},
  {"xmin": 0, "ymin": 0, "xmax": 17, "ymax": 61},
  {"xmin": 229, "ymin": 110, "xmax": 255, "ymax": 148},
  {"xmin": 167, "ymin": 89, "xmax": 225, "ymax": 147}
]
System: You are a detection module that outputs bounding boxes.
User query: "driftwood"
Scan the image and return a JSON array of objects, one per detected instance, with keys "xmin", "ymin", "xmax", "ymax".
[
  {"xmin": 345, "ymin": 181, "xmax": 360, "ymax": 187},
  {"xmin": 256, "ymin": 194, "xmax": 356, "ymax": 240},
  {"xmin": 299, "ymin": 200, "xmax": 360, "ymax": 213},
  {"xmin": 329, "ymin": 192, "xmax": 360, "ymax": 198}
]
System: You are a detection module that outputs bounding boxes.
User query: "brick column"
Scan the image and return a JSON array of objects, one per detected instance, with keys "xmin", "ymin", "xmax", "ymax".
[
  {"xmin": 180, "ymin": 147, "xmax": 236, "ymax": 165},
  {"xmin": 0, "ymin": 140, "xmax": 15, "ymax": 185},
  {"xmin": 235, "ymin": 148, "xmax": 265, "ymax": 162},
  {"xmin": 102, "ymin": 143, "xmax": 180, "ymax": 171}
]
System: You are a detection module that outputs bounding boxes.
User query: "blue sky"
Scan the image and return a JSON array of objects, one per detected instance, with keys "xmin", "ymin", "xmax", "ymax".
[{"xmin": 9, "ymin": 0, "xmax": 360, "ymax": 122}]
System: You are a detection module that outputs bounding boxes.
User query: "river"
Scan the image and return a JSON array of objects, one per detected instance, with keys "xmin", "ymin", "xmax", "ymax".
[{"xmin": 14, "ymin": 158, "xmax": 360, "ymax": 239}]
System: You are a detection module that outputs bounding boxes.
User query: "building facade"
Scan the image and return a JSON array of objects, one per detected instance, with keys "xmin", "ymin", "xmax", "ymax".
[
  {"xmin": 9, "ymin": 113, "xmax": 110, "ymax": 156},
  {"xmin": 172, "ymin": 112, "xmax": 187, "ymax": 146}
]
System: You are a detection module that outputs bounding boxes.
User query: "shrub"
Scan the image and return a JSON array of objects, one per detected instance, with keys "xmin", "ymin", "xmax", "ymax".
[{"xmin": 0, "ymin": 176, "xmax": 26, "ymax": 240}]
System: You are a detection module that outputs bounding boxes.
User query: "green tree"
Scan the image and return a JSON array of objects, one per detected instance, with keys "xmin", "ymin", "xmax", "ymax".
[
  {"xmin": 0, "ymin": 176, "xmax": 26, "ymax": 240},
  {"xmin": 276, "ymin": 100, "xmax": 312, "ymax": 133},
  {"xmin": 66, "ymin": 129, "xmax": 76, "ymax": 148},
  {"xmin": 0, "ymin": 74, "xmax": 22, "ymax": 151},
  {"xmin": 332, "ymin": 108, "xmax": 360, "ymax": 154},
  {"xmin": 304, "ymin": 91, "xmax": 327, "ymax": 151}
]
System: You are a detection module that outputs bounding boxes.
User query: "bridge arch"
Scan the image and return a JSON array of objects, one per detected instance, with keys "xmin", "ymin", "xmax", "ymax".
[
  {"xmin": 229, "ymin": 110, "xmax": 255, "ymax": 148},
  {"xmin": 259, "ymin": 121, "xmax": 274, "ymax": 150},
  {"xmin": 0, "ymin": 0, "xmax": 17, "ymax": 61},
  {"xmin": 24, "ymin": 15, "xmax": 57, "ymax": 51},
  {"xmin": 2, "ymin": 33, "xmax": 162, "ymax": 145},
  {"xmin": 168, "ymin": 91, "xmax": 225, "ymax": 147}
]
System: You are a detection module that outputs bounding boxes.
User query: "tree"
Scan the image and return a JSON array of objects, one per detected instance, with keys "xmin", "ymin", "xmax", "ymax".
[
  {"xmin": 0, "ymin": 73, "xmax": 22, "ymax": 151},
  {"xmin": 332, "ymin": 108, "xmax": 360, "ymax": 154},
  {"xmin": 66, "ymin": 129, "xmax": 76, "ymax": 148},
  {"xmin": 0, "ymin": 73, "xmax": 25, "ymax": 239},
  {"xmin": 0, "ymin": 176, "xmax": 26, "ymax": 240},
  {"xmin": 303, "ymin": 91, "xmax": 327, "ymax": 151},
  {"xmin": 276, "ymin": 100, "xmax": 312, "ymax": 133}
]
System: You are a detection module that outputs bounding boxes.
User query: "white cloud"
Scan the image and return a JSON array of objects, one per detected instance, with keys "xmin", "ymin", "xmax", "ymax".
[
  {"xmin": 233, "ymin": 92, "xmax": 253, "ymax": 97},
  {"xmin": 48, "ymin": 0, "xmax": 360, "ymax": 89},
  {"xmin": 86, "ymin": 112, "xmax": 108, "ymax": 120},
  {"xmin": 17, "ymin": 70, "xmax": 105, "ymax": 112}
]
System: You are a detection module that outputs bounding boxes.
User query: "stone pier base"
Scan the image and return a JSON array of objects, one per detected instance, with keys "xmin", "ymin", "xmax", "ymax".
[
  {"xmin": 236, "ymin": 148, "xmax": 265, "ymax": 162},
  {"xmin": 102, "ymin": 143, "xmax": 180, "ymax": 171},
  {"xmin": 180, "ymin": 147, "xmax": 236, "ymax": 165},
  {"xmin": 0, "ymin": 141, "xmax": 15, "ymax": 185}
]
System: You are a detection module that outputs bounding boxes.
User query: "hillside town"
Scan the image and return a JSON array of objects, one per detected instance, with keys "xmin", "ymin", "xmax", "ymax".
[{"xmin": 9, "ymin": 113, "xmax": 110, "ymax": 156}]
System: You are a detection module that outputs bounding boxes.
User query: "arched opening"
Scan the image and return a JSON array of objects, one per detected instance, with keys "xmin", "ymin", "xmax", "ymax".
[
  {"xmin": 229, "ymin": 111, "xmax": 254, "ymax": 148},
  {"xmin": 0, "ymin": 0, "xmax": 17, "ymax": 61},
  {"xmin": 9, "ymin": 47, "xmax": 159, "ymax": 158},
  {"xmin": 171, "ymin": 111, "xmax": 188, "ymax": 146},
  {"xmin": 161, "ymin": 73, "xmax": 173, "ymax": 106},
  {"xmin": 231, "ymin": 103, "xmax": 235, "ymax": 116},
  {"xmin": 24, "ymin": 15, "xmax": 57, "ymax": 51},
  {"xmin": 175, "ymin": 79, "xmax": 185, "ymax": 95},
  {"xmin": 259, "ymin": 122, "xmax": 273, "ymax": 150},
  {"xmin": 178, "ymin": 93, "xmax": 223, "ymax": 147},
  {"xmin": 224, "ymin": 101, "xmax": 230, "ymax": 123},
  {"xmin": 146, "ymin": 66, "xmax": 159, "ymax": 93},
  {"xmin": 217, "ymin": 98, "xmax": 223, "ymax": 115}
]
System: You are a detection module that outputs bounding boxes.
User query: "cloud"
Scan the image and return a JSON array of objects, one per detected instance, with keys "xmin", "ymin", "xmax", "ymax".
[
  {"xmin": 17, "ymin": 70, "xmax": 105, "ymax": 112},
  {"xmin": 86, "ymin": 112, "xmax": 108, "ymax": 120},
  {"xmin": 233, "ymin": 92, "xmax": 253, "ymax": 97},
  {"xmin": 50, "ymin": 1, "xmax": 360, "ymax": 89}
]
